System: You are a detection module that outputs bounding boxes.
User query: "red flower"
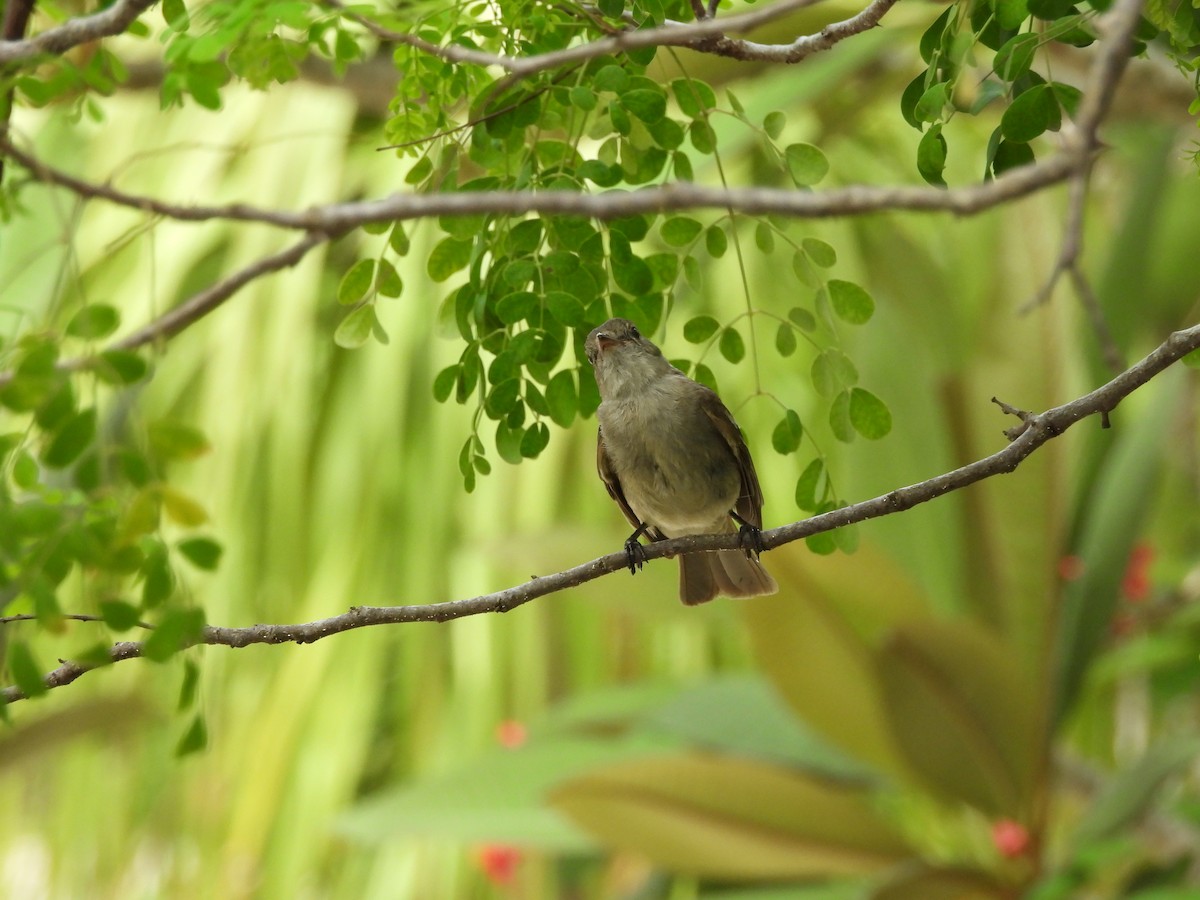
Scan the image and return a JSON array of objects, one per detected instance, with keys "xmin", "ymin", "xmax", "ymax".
[
  {"xmin": 992, "ymin": 819, "xmax": 1030, "ymax": 859},
  {"xmin": 476, "ymin": 844, "xmax": 522, "ymax": 886},
  {"xmin": 1121, "ymin": 543, "xmax": 1154, "ymax": 602},
  {"xmin": 495, "ymin": 720, "xmax": 527, "ymax": 749}
]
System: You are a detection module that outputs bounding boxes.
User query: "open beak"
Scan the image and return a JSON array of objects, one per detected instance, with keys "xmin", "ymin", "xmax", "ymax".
[{"xmin": 595, "ymin": 332, "xmax": 619, "ymax": 352}]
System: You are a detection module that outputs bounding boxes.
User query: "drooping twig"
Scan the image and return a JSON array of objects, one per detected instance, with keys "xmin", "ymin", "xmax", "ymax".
[{"xmin": 4, "ymin": 321, "xmax": 1197, "ymax": 704}]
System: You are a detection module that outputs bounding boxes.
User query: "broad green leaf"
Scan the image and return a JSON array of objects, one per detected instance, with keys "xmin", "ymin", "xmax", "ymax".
[
  {"xmin": 337, "ymin": 259, "xmax": 375, "ymax": 305},
  {"xmin": 496, "ymin": 291, "xmax": 538, "ymax": 324},
  {"xmin": 593, "ymin": 65, "xmax": 628, "ymax": 93},
  {"xmin": 848, "ymin": 388, "xmax": 891, "ymax": 440},
  {"xmin": 874, "ymin": 865, "xmax": 1010, "ymax": 900},
  {"xmin": 829, "ymin": 391, "xmax": 854, "ymax": 442},
  {"xmin": 66, "ymin": 304, "xmax": 120, "ymax": 340},
  {"xmin": 775, "ymin": 323, "xmax": 796, "ymax": 357},
  {"xmin": 788, "ymin": 307, "xmax": 816, "ymax": 332},
  {"xmin": 148, "ymin": 420, "xmax": 210, "ymax": 460},
  {"xmin": 763, "ymin": 111, "xmax": 786, "ymax": 138},
  {"xmin": 994, "ymin": 33, "xmax": 1039, "ymax": 82},
  {"xmin": 545, "ymin": 370, "xmax": 577, "ymax": 427},
  {"xmin": 8, "ymin": 641, "xmax": 48, "ymax": 697},
  {"xmin": 718, "ymin": 327, "xmax": 745, "ymax": 364},
  {"xmin": 569, "ymin": 85, "xmax": 597, "ymax": 111},
  {"xmin": 94, "ymin": 350, "xmax": 149, "ymax": 384},
  {"xmin": 995, "ymin": 0, "xmax": 1030, "ymax": 29},
  {"xmin": 754, "ymin": 222, "xmax": 775, "ymax": 253},
  {"xmin": 375, "ymin": 259, "xmax": 403, "ymax": 298},
  {"xmin": 683, "ymin": 315, "xmax": 719, "ymax": 343},
  {"xmin": 811, "ymin": 349, "xmax": 858, "ymax": 398},
  {"xmin": 689, "ymin": 119, "xmax": 716, "ymax": 154},
  {"xmin": 661, "ymin": 216, "xmax": 703, "ymax": 246},
  {"xmin": 828, "ymin": 280, "xmax": 875, "ymax": 325},
  {"xmin": 671, "ymin": 78, "xmax": 716, "ymax": 118},
  {"xmin": 794, "ymin": 458, "xmax": 826, "ymax": 512},
  {"xmin": 876, "ymin": 619, "xmax": 1041, "ymax": 816},
  {"xmin": 914, "ymin": 83, "xmax": 949, "ymax": 123},
  {"xmin": 176, "ymin": 714, "xmax": 208, "ymax": 756},
  {"xmin": 427, "ymin": 237, "xmax": 473, "ymax": 282},
  {"xmin": 432, "ymin": 365, "xmax": 458, "ymax": 403},
  {"xmin": 178, "ymin": 537, "xmax": 222, "ymax": 570},
  {"xmin": 992, "ymin": 138, "xmax": 1035, "ymax": 176},
  {"xmin": 622, "ymin": 89, "xmax": 666, "ymax": 124},
  {"xmin": 705, "ymin": 225, "xmax": 727, "ymax": 258},
  {"xmin": 551, "ymin": 755, "xmax": 911, "ymax": 879},
  {"xmin": 141, "ymin": 547, "xmax": 175, "ymax": 607},
  {"xmin": 43, "ymin": 408, "xmax": 96, "ymax": 469},
  {"xmin": 785, "ymin": 143, "xmax": 829, "ymax": 186},
  {"xmin": 743, "ymin": 545, "xmax": 927, "ymax": 780},
  {"xmin": 334, "ymin": 305, "xmax": 376, "ymax": 349},
  {"xmin": 1001, "ymin": 84, "xmax": 1061, "ymax": 143},
  {"xmin": 160, "ymin": 486, "xmax": 209, "ymax": 526},
  {"xmin": 771, "ymin": 410, "xmax": 802, "ymax": 455},
  {"xmin": 917, "ymin": 124, "xmax": 948, "ymax": 187},
  {"xmin": 163, "ymin": 0, "xmax": 189, "ymax": 28},
  {"xmin": 143, "ymin": 607, "xmax": 206, "ymax": 662},
  {"xmin": 545, "ymin": 291, "xmax": 586, "ymax": 328},
  {"xmin": 802, "ymin": 238, "xmax": 837, "ymax": 268},
  {"xmin": 520, "ymin": 422, "xmax": 550, "ymax": 458},
  {"xmin": 919, "ymin": 7, "xmax": 953, "ymax": 63},
  {"xmin": 100, "ymin": 599, "xmax": 143, "ymax": 631}
]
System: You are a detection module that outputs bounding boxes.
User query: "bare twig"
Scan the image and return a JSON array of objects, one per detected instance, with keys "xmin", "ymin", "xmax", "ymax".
[
  {"xmin": 0, "ymin": 0, "xmax": 157, "ymax": 64},
  {"xmin": 4, "ymin": 321, "xmax": 1198, "ymax": 704}
]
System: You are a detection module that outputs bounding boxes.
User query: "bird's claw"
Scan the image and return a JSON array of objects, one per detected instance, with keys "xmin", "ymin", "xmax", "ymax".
[
  {"xmin": 624, "ymin": 538, "xmax": 648, "ymax": 574},
  {"xmin": 737, "ymin": 523, "xmax": 766, "ymax": 558}
]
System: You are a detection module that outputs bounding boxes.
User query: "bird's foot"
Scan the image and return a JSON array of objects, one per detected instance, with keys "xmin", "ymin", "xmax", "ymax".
[
  {"xmin": 737, "ymin": 523, "xmax": 766, "ymax": 558},
  {"xmin": 623, "ymin": 538, "xmax": 648, "ymax": 574}
]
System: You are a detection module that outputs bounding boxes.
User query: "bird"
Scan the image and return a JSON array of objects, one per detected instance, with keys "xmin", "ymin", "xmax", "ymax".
[{"xmin": 584, "ymin": 317, "xmax": 778, "ymax": 604}]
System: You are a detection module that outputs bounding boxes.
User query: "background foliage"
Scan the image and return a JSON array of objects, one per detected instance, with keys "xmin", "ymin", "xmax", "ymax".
[{"xmin": 1, "ymin": 0, "xmax": 1199, "ymax": 897}]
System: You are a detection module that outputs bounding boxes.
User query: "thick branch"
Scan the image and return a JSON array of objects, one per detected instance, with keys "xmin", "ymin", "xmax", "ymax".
[
  {"xmin": 4, "ymin": 322, "xmax": 1197, "ymax": 704},
  {"xmin": 0, "ymin": 0, "xmax": 157, "ymax": 64}
]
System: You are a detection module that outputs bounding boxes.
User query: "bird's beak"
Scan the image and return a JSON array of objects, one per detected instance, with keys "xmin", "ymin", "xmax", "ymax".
[{"xmin": 595, "ymin": 332, "xmax": 618, "ymax": 352}]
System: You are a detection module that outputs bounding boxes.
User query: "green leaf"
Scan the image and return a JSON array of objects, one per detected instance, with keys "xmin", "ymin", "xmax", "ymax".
[
  {"xmin": 8, "ymin": 641, "xmax": 48, "ymax": 697},
  {"xmin": 788, "ymin": 307, "xmax": 816, "ymax": 332},
  {"xmin": 178, "ymin": 659, "xmax": 200, "ymax": 710},
  {"xmin": 569, "ymin": 85, "xmax": 597, "ymax": 111},
  {"xmin": 334, "ymin": 305, "xmax": 376, "ymax": 349},
  {"xmin": 94, "ymin": 350, "xmax": 149, "ymax": 385},
  {"xmin": 141, "ymin": 546, "xmax": 175, "ymax": 607},
  {"xmin": 900, "ymin": 72, "xmax": 928, "ymax": 130},
  {"xmin": 148, "ymin": 420, "xmax": 211, "ymax": 460},
  {"xmin": 995, "ymin": 0, "xmax": 1030, "ymax": 30},
  {"xmin": 545, "ymin": 370, "xmax": 577, "ymax": 427},
  {"xmin": 375, "ymin": 259, "xmax": 403, "ymax": 298},
  {"xmin": 338, "ymin": 259, "xmax": 375, "ymax": 305},
  {"xmin": 100, "ymin": 599, "xmax": 143, "ymax": 632},
  {"xmin": 917, "ymin": 124, "xmax": 948, "ymax": 187},
  {"xmin": 811, "ymin": 349, "xmax": 858, "ymax": 398},
  {"xmin": 718, "ymin": 327, "xmax": 745, "ymax": 364},
  {"xmin": 496, "ymin": 291, "xmax": 538, "ymax": 324},
  {"xmin": 176, "ymin": 714, "xmax": 208, "ymax": 756},
  {"xmin": 914, "ymin": 83, "xmax": 949, "ymax": 123},
  {"xmin": 485, "ymin": 379, "xmax": 521, "ymax": 419},
  {"xmin": 545, "ymin": 292, "xmax": 587, "ymax": 328},
  {"xmin": 1001, "ymin": 84, "xmax": 1060, "ymax": 143},
  {"xmin": 43, "ymin": 408, "xmax": 96, "ymax": 469},
  {"xmin": 683, "ymin": 315, "xmax": 719, "ymax": 343},
  {"xmin": 994, "ymin": 34, "xmax": 1039, "ymax": 82},
  {"xmin": 688, "ymin": 120, "xmax": 716, "ymax": 154},
  {"xmin": 520, "ymin": 422, "xmax": 550, "ymax": 458},
  {"xmin": 829, "ymin": 391, "xmax": 854, "ymax": 442},
  {"xmin": 427, "ymin": 237, "xmax": 473, "ymax": 282},
  {"xmin": 1050, "ymin": 81, "xmax": 1082, "ymax": 118},
  {"xmin": 802, "ymin": 238, "xmax": 837, "ymax": 268},
  {"xmin": 143, "ymin": 607, "xmax": 206, "ymax": 662},
  {"xmin": 848, "ymin": 388, "xmax": 892, "ymax": 440},
  {"xmin": 785, "ymin": 143, "xmax": 829, "ymax": 186},
  {"xmin": 992, "ymin": 138, "xmax": 1035, "ymax": 176},
  {"xmin": 828, "ymin": 280, "xmax": 875, "ymax": 325},
  {"xmin": 163, "ymin": 0, "xmax": 189, "ymax": 29},
  {"xmin": 622, "ymin": 89, "xmax": 666, "ymax": 124},
  {"xmin": 661, "ymin": 216, "xmax": 703, "ymax": 247},
  {"xmin": 433, "ymin": 365, "xmax": 458, "ymax": 403},
  {"xmin": 671, "ymin": 78, "xmax": 716, "ymax": 117},
  {"xmin": 876, "ymin": 620, "xmax": 1040, "ymax": 816},
  {"xmin": 794, "ymin": 458, "xmax": 825, "ymax": 512},
  {"xmin": 66, "ymin": 304, "xmax": 120, "ymax": 340},
  {"xmin": 178, "ymin": 537, "xmax": 222, "ymax": 571},
  {"xmin": 593, "ymin": 65, "xmax": 628, "ymax": 93},
  {"xmin": 763, "ymin": 111, "xmax": 786, "ymax": 139},
  {"xmin": 705, "ymin": 225, "xmax": 727, "ymax": 258},
  {"xmin": 551, "ymin": 754, "xmax": 911, "ymax": 879},
  {"xmin": 754, "ymin": 222, "xmax": 775, "ymax": 253},
  {"xmin": 771, "ymin": 410, "xmax": 803, "ymax": 455},
  {"xmin": 775, "ymin": 323, "xmax": 797, "ymax": 357}
]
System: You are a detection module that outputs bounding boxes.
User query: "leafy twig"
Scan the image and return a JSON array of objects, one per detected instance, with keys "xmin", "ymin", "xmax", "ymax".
[{"xmin": 0, "ymin": 0, "xmax": 157, "ymax": 64}]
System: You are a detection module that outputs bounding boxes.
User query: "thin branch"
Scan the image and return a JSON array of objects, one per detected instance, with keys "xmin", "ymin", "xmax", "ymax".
[
  {"xmin": 0, "ymin": 613, "xmax": 153, "ymax": 629},
  {"xmin": 4, "ymin": 321, "xmax": 1198, "ymax": 704},
  {"xmin": 333, "ymin": 0, "xmax": 887, "ymax": 76},
  {"xmin": 0, "ymin": 0, "xmax": 157, "ymax": 64}
]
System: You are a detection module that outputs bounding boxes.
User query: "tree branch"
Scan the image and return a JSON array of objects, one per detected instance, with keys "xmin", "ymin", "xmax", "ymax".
[
  {"xmin": 0, "ymin": 0, "xmax": 157, "ymax": 64},
  {"xmin": 4, "ymin": 321, "xmax": 1197, "ymax": 704}
]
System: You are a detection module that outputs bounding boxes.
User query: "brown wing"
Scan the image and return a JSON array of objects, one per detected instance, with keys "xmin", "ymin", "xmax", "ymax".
[
  {"xmin": 596, "ymin": 427, "xmax": 667, "ymax": 540},
  {"xmin": 701, "ymin": 396, "xmax": 765, "ymax": 529}
]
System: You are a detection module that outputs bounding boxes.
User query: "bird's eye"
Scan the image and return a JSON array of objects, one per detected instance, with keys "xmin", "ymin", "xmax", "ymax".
[{"xmin": 629, "ymin": 326, "xmax": 640, "ymax": 338}]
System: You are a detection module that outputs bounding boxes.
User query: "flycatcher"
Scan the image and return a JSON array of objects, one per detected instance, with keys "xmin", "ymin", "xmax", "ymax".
[{"xmin": 585, "ymin": 317, "xmax": 778, "ymax": 604}]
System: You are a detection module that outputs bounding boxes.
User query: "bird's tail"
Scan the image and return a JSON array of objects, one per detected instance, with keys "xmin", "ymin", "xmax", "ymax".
[{"xmin": 678, "ymin": 540, "xmax": 777, "ymax": 605}]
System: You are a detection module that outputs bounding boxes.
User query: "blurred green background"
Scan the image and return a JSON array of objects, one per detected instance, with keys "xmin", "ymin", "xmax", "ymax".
[{"xmin": 2, "ymin": 6, "xmax": 1200, "ymax": 898}]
